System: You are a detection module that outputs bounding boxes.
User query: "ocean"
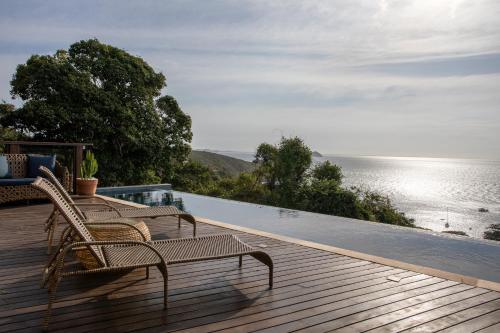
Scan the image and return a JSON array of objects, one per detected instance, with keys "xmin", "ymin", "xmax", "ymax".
[{"xmin": 212, "ymin": 150, "xmax": 500, "ymax": 239}]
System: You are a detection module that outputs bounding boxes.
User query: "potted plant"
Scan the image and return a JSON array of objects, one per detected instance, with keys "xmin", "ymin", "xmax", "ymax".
[{"xmin": 76, "ymin": 151, "xmax": 99, "ymax": 195}]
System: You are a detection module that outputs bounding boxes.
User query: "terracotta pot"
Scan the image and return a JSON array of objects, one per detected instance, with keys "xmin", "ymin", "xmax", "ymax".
[{"xmin": 76, "ymin": 178, "xmax": 98, "ymax": 195}]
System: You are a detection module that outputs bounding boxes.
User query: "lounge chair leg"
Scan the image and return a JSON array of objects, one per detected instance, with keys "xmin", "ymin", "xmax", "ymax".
[
  {"xmin": 47, "ymin": 216, "xmax": 58, "ymax": 255},
  {"xmin": 250, "ymin": 252, "xmax": 274, "ymax": 289},
  {"xmin": 239, "ymin": 255, "xmax": 243, "ymax": 267},
  {"xmin": 178, "ymin": 216, "xmax": 181, "ymax": 228},
  {"xmin": 158, "ymin": 265, "xmax": 168, "ymax": 310},
  {"xmin": 269, "ymin": 266, "xmax": 273, "ymax": 289},
  {"xmin": 46, "ymin": 227, "xmax": 53, "ymax": 252},
  {"xmin": 45, "ymin": 210, "xmax": 55, "ymax": 239},
  {"xmin": 164, "ymin": 279, "xmax": 168, "ymax": 311},
  {"xmin": 43, "ymin": 278, "xmax": 60, "ymax": 332}
]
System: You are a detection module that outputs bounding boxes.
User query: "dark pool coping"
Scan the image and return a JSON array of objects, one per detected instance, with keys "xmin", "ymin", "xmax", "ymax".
[{"xmin": 96, "ymin": 183, "xmax": 172, "ymax": 195}]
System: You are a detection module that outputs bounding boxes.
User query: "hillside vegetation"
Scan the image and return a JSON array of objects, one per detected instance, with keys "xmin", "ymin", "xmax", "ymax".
[
  {"xmin": 190, "ymin": 150, "xmax": 255, "ymax": 177},
  {"xmin": 179, "ymin": 138, "xmax": 415, "ymax": 227}
]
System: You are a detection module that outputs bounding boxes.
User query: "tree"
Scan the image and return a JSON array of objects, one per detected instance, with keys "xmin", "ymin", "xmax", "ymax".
[
  {"xmin": 0, "ymin": 103, "xmax": 23, "ymax": 153},
  {"xmin": 311, "ymin": 160, "xmax": 343, "ymax": 183},
  {"xmin": 353, "ymin": 188, "xmax": 415, "ymax": 227},
  {"xmin": 254, "ymin": 143, "xmax": 278, "ymax": 190},
  {"xmin": 254, "ymin": 137, "xmax": 311, "ymax": 206},
  {"xmin": 298, "ymin": 179, "xmax": 364, "ymax": 218},
  {"xmin": 0, "ymin": 39, "xmax": 192, "ymax": 185},
  {"xmin": 171, "ymin": 160, "xmax": 218, "ymax": 193}
]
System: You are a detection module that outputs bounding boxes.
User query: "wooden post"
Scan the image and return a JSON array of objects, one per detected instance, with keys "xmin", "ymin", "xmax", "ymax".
[
  {"xmin": 74, "ymin": 145, "xmax": 84, "ymax": 193},
  {"xmin": 8, "ymin": 144, "xmax": 21, "ymax": 154}
]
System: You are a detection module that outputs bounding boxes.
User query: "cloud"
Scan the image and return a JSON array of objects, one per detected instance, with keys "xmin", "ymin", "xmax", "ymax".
[
  {"xmin": 0, "ymin": 0, "xmax": 499, "ymax": 158},
  {"xmin": 359, "ymin": 53, "xmax": 500, "ymax": 77}
]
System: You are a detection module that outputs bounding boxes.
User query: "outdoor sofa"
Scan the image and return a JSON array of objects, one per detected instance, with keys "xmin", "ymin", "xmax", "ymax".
[{"xmin": 0, "ymin": 154, "xmax": 71, "ymax": 204}]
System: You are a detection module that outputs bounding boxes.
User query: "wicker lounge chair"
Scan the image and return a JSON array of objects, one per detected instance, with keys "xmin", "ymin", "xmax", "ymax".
[
  {"xmin": 32, "ymin": 177, "xmax": 273, "ymax": 331},
  {"xmin": 39, "ymin": 166, "xmax": 197, "ymax": 252}
]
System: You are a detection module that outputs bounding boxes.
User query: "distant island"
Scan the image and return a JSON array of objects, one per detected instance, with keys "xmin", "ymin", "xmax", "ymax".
[{"xmin": 312, "ymin": 150, "xmax": 323, "ymax": 157}]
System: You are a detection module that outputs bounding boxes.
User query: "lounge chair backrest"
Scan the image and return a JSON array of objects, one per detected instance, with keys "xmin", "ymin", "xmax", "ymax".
[
  {"xmin": 31, "ymin": 177, "xmax": 106, "ymax": 267},
  {"xmin": 38, "ymin": 166, "xmax": 86, "ymax": 219}
]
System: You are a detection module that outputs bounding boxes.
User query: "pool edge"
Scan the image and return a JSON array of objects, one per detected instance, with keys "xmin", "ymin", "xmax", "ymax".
[{"xmin": 96, "ymin": 194, "xmax": 500, "ymax": 292}]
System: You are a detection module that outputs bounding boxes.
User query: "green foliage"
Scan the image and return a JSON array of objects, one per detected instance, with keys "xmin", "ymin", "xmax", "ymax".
[
  {"xmin": 0, "ymin": 103, "xmax": 24, "ymax": 153},
  {"xmin": 171, "ymin": 160, "xmax": 219, "ymax": 193},
  {"xmin": 254, "ymin": 143, "xmax": 278, "ymax": 190},
  {"xmin": 311, "ymin": 160, "xmax": 343, "ymax": 183},
  {"xmin": 190, "ymin": 150, "xmax": 255, "ymax": 177},
  {"xmin": 202, "ymin": 173, "xmax": 270, "ymax": 204},
  {"xmin": 80, "ymin": 150, "xmax": 98, "ymax": 179},
  {"xmin": 0, "ymin": 39, "xmax": 191, "ymax": 185},
  {"xmin": 179, "ymin": 136, "xmax": 414, "ymax": 227},
  {"xmin": 298, "ymin": 179, "xmax": 364, "ymax": 218},
  {"xmin": 484, "ymin": 224, "xmax": 500, "ymax": 241},
  {"xmin": 353, "ymin": 188, "xmax": 415, "ymax": 227},
  {"xmin": 255, "ymin": 137, "xmax": 311, "ymax": 206}
]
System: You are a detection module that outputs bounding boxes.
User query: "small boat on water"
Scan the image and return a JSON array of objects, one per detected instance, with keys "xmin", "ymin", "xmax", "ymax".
[{"xmin": 478, "ymin": 207, "xmax": 489, "ymax": 213}]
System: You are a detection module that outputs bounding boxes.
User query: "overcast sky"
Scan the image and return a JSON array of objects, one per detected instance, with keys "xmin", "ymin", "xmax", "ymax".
[{"xmin": 1, "ymin": 0, "xmax": 499, "ymax": 159}]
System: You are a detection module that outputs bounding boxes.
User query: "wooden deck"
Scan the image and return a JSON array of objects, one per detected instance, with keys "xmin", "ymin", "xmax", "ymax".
[{"xmin": 1, "ymin": 203, "xmax": 499, "ymax": 333}]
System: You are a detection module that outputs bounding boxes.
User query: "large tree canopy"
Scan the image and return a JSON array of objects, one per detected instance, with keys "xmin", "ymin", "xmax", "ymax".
[{"xmin": 0, "ymin": 39, "xmax": 192, "ymax": 185}]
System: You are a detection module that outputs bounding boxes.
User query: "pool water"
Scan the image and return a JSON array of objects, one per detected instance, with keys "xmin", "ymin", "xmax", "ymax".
[
  {"xmin": 97, "ymin": 186, "xmax": 500, "ymax": 283},
  {"xmin": 97, "ymin": 184, "xmax": 179, "ymax": 207}
]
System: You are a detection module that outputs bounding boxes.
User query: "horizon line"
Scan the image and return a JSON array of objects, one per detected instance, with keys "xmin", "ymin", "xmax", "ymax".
[{"xmin": 193, "ymin": 148, "xmax": 500, "ymax": 162}]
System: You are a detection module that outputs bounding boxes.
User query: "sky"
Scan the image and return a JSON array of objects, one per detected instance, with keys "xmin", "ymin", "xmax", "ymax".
[{"xmin": 1, "ymin": 0, "xmax": 499, "ymax": 159}]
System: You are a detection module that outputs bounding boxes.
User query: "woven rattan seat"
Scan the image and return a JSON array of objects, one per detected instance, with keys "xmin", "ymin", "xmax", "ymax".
[
  {"xmin": 39, "ymin": 166, "xmax": 196, "ymax": 254},
  {"xmin": 104, "ymin": 234, "xmax": 255, "ymax": 267},
  {"xmin": 85, "ymin": 205, "xmax": 185, "ymax": 220},
  {"xmin": 31, "ymin": 177, "xmax": 273, "ymax": 331}
]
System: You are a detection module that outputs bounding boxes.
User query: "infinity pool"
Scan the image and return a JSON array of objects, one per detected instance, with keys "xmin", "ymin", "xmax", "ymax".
[{"xmin": 97, "ymin": 186, "xmax": 500, "ymax": 283}]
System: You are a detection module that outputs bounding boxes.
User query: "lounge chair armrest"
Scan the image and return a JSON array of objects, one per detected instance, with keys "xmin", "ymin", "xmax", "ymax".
[
  {"xmin": 50, "ymin": 240, "xmax": 167, "ymax": 282},
  {"xmin": 72, "ymin": 203, "xmax": 123, "ymax": 216},
  {"xmin": 72, "ymin": 195, "xmax": 112, "ymax": 204},
  {"xmin": 84, "ymin": 222, "xmax": 147, "ymax": 241},
  {"xmin": 63, "ymin": 240, "xmax": 167, "ymax": 267}
]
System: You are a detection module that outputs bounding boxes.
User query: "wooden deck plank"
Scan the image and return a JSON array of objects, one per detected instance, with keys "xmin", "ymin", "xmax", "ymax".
[
  {"xmin": 362, "ymin": 292, "xmax": 500, "ymax": 333},
  {"xmin": 296, "ymin": 287, "xmax": 488, "ymax": 333},
  {"xmin": 1, "ymin": 202, "xmax": 500, "ymax": 333},
  {"xmin": 215, "ymin": 280, "xmax": 462, "ymax": 333},
  {"xmin": 437, "ymin": 310, "xmax": 500, "ymax": 333},
  {"xmin": 475, "ymin": 322, "xmax": 500, "ymax": 333},
  {"xmin": 400, "ymin": 299, "xmax": 500, "ymax": 332}
]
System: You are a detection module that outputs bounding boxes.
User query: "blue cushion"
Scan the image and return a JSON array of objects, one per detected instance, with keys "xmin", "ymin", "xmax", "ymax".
[
  {"xmin": 0, "ymin": 156, "xmax": 11, "ymax": 178},
  {"xmin": 0, "ymin": 178, "xmax": 37, "ymax": 186},
  {"xmin": 27, "ymin": 155, "xmax": 56, "ymax": 178}
]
